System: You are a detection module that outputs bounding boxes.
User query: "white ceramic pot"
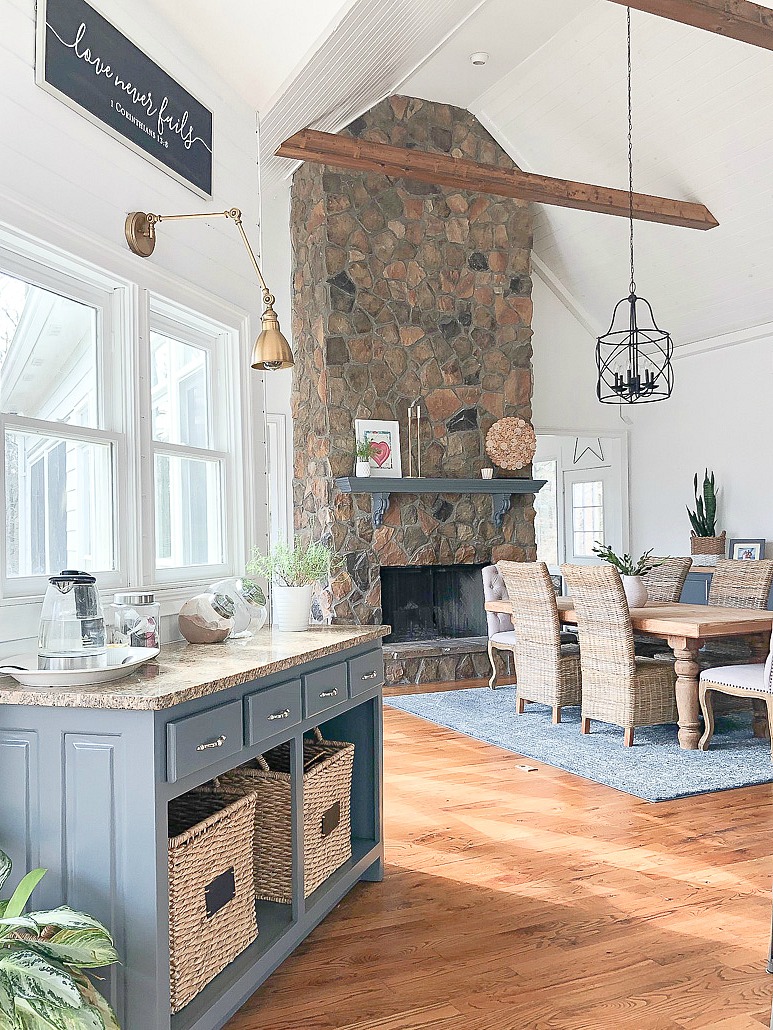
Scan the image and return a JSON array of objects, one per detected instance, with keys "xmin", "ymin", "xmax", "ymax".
[
  {"xmin": 621, "ymin": 575, "xmax": 648, "ymax": 609},
  {"xmin": 355, "ymin": 459, "xmax": 371, "ymax": 478},
  {"xmin": 272, "ymin": 584, "xmax": 313, "ymax": 632}
]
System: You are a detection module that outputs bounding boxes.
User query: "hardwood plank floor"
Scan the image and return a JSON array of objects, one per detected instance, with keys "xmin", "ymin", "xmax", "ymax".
[{"xmin": 226, "ymin": 702, "xmax": 773, "ymax": 1030}]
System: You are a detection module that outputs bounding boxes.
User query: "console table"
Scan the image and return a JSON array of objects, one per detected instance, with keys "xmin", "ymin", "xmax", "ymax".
[{"xmin": 0, "ymin": 625, "xmax": 387, "ymax": 1030}]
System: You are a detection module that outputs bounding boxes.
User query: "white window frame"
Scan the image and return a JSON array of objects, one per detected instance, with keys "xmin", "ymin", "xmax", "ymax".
[
  {"xmin": 0, "ymin": 244, "xmax": 128, "ymax": 599},
  {"xmin": 142, "ymin": 295, "xmax": 242, "ymax": 589},
  {"xmin": 0, "ymin": 222, "xmax": 259, "ymax": 649}
]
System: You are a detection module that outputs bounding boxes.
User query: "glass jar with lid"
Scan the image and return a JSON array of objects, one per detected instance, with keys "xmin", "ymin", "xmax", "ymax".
[{"xmin": 111, "ymin": 592, "xmax": 161, "ymax": 650}]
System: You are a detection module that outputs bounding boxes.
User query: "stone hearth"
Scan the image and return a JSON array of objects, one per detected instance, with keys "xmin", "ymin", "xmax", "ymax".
[{"xmin": 290, "ymin": 94, "xmax": 537, "ymax": 684}]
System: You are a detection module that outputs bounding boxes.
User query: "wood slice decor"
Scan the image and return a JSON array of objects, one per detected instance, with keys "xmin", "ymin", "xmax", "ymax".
[{"xmin": 485, "ymin": 417, "xmax": 537, "ymax": 471}]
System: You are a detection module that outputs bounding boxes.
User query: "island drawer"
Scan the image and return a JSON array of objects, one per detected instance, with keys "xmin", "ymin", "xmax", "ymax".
[
  {"xmin": 348, "ymin": 649, "xmax": 385, "ymax": 696},
  {"xmin": 166, "ymin": 700, "xmax": 243, "ymax": 782},
  {"xmin": 303, "ymin": 662, "xmax": 348, "ymax": 718},
  {"xmin": 245, "ymin": 678, "xmax": 303, "ymax": 745}
]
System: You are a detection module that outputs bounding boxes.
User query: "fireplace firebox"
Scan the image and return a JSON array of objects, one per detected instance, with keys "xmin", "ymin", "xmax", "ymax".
[{"xmin": 380, "ymin": 564, "xmax": 488, "ymax": 644}]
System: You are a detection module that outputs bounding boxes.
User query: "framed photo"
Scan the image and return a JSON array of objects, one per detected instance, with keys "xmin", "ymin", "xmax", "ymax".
[
  {"xmin": 354, "ymin": 419, "xmax": 402, "ymax": 478},
  {"xmin": 729, "ymin": 538, "xmax": 766, "ymax": 561}
]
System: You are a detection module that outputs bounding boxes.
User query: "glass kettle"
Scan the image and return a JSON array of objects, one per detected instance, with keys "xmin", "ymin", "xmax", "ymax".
[{"xmin": 38, "ymin": 570, "xmax": 106, "ymax": 669}]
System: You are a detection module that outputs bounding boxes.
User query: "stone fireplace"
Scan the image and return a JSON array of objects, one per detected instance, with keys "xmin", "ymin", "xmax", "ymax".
[{"xmin": 290, "ymin": 94, "xmax": 536, "ymax": 684}]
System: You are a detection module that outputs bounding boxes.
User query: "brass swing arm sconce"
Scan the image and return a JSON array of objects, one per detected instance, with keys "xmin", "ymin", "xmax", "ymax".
[{"xmin": 124, "ymin": 208, "xmax": 294, "ymax": 370}]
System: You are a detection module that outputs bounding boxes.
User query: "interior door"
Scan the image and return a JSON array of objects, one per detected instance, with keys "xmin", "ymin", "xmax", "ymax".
[{"xmin": 562, "ymin": 466, "xmax": 623, "ymax": 565}]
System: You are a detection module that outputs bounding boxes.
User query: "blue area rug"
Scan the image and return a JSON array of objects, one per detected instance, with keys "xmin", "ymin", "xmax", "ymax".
[{"xmin": 385, "ymin": 687, "xmax": 773, "ymax": 802}]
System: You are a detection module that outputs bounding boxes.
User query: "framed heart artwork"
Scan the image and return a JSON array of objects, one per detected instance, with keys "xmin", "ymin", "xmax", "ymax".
[{"xmin": 354, "ymin": 419, "xmax": 403, "ymax": 478}]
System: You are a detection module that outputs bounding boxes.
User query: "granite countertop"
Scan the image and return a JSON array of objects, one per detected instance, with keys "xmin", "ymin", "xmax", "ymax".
[{"xmin": 0, "ymin": 625, "xmax": 389, "ymax": 711}]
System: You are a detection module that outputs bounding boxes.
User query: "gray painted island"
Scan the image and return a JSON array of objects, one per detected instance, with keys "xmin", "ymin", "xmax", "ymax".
[{"xmin": 0, "ymin": 625, "xmax": 388, "ymax": 1030}]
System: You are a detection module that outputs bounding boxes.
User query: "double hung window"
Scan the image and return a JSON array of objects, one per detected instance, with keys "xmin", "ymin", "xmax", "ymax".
[{"xmin": 0, "ymin": 235, "xmax": 245, "ymax": 623}]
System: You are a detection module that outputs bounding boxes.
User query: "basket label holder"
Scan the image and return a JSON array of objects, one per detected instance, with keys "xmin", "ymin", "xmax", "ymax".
[
  {"xmin": 204, "ymin": 867, "xmax": 236, "ymax": 918},
  {"xmin": 321, "ymin": 801, "xmax": 341, "ymax": 838}
]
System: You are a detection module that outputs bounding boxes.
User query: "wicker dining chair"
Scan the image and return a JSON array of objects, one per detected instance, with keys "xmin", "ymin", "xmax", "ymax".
[
  {"xmin": 561, "ymin": 563, "xmax": 677, "ymax": 746},
  {"xmin": 497, "ymin": 561, "xmax": 581, "ymax": 724},
  {"xmin": 635, "ymin": 557, "xmax": 693, "ymax": 657},
  {"xmin": 699, "ymin": 625, "xmax": 773, "ymax": 760},
  {"xmin": 701, "ymin": 559, "xmax": 773, "ymax": 667},
  {"xmin": 642, "ymin": 557, "xmax": 693, "ymax": 603}
]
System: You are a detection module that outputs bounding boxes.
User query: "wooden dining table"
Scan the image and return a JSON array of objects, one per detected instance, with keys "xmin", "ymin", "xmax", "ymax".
[{"xmin": 484, "ymin": 597, "xmax": 773, "ymax": 750}]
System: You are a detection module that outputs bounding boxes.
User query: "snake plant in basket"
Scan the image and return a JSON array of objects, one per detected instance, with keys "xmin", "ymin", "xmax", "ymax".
[
  {"xmin": 687, "ymin": 469, "xmax": 725, "ymax": 558},
  {"xmin": 0, "ymin": 848, "xmax": 120, "ymax": 1029}
]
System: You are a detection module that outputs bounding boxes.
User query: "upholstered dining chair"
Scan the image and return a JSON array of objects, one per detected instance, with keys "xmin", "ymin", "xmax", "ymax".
[
  {"xmin": 497, "ymin": 561, "xmax": 582, "ymax": 724},
  {"xmin": 561, "ymin": 563, "xmax": 677, "ymax": 747},
  {"xmin": 482, "ymin": 564, "xmax": 518, "ymax": 688},
  {"xmin": 699, "ymin": 625, "xmax": 773, "ymax": 759}
]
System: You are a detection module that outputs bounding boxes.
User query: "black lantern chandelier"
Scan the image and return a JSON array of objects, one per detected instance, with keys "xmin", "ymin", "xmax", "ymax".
[{"xmin": 596, "ymin": 7, "xmax": 673, "ymax": 405}]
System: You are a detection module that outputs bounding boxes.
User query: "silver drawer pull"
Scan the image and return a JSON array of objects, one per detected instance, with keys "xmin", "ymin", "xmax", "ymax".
[
  {"xmin": 319, "ymin": 688, "xmax": 338, "ymax": 698},
  {"xmin": 361, "ymin": 670, "xmax": 378, "ymax": 681},
  {"xmin": 267, "ymin": 708, "xmax": 291, "ymax": 721},
  {"xmin": 196, "ymin": 734, "xmax": 227, "ymax": 752}
]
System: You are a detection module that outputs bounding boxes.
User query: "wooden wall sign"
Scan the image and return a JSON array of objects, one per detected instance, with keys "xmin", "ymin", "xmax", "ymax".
[{"xmin": 36, "ymin": 0, "xmax": 213, "ymax": 197}]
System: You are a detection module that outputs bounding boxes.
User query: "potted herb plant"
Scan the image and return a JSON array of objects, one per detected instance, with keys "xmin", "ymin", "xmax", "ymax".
[
  {"xmin": 354, "ymin": 438, "xmax": 375, "ymax": 478},
  {"xmin": 247, "ymin": 541, "xmax": 339, "ymax": 632},
  {"xmin": 592, "ymin": 543, "xmax": 665, "ymax": 608},
  {"xmin": 0, "ymin": 847, "xmax": 120, "ymax": 1029},
  {"xmin": 687, "ymin": 469, "xmax": 726, "ymax": 558}
]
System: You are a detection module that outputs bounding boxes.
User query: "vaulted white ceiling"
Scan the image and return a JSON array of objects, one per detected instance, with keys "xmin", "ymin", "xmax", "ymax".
[
  {"xmin": 402, "ymin": 0, "xmax": 773, "ymax": 347},
  {"xmin": 147, "ymin": 0, "xmax": 773, "ymax": 348}
]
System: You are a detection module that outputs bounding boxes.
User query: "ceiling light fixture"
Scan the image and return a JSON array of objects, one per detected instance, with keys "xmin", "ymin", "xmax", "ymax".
[
  {"xmin": 596, "ymin": 8, "xmax": 673, "ymax": 405},
  {"xmin": 470, "ymin": 51, "xmax": 489, "ymax": 66},
  {"xmin": 125, "ymin": 207, "xmax": 294, "ymax": 370}
]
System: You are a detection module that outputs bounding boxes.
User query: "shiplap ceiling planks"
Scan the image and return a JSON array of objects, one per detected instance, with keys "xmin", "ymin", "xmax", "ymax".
[
  {"xmin": 277, "ymin": 127, "xmax": 718, "ymax": 229},
  {"xmin": 259, "ymin": 0, "xmax": 491, "ymax": 191}
]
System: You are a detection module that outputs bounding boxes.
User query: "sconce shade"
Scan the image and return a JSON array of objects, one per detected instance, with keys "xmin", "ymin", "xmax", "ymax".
[{"xmin": 251, "ymin": 300, "xmax": 294, "ymax": 370}]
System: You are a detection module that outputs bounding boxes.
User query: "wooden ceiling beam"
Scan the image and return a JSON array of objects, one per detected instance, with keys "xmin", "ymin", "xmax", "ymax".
[
  {"xmin": 276, "ymin": 129, "xmax": 718, "ymax": 231},
  {"xmin": 607, "ymin": 0, "xmax": 773, "ymax": 51}
]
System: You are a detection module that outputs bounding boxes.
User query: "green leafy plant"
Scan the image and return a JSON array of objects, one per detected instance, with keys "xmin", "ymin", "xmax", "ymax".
[
  {"xmin": 354, "ymin": 438, "xmax": 376, "ymax": 461},
  {"xmin": 0, "ymin": 848, "xmax": 120, "ymax": 1029},
  {"xmin": 687, "ymin": 469, "xmax": 719, "ymax": 537},
  {"xmin": 246, "ymin": 541, "xmax": 341, "ymax": 588},
  {"xmin": 592, "ymin": 543, "xmax": 665, "ymax": 577}
]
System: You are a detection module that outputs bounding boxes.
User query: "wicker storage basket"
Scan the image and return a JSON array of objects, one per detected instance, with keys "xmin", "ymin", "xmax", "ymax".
[
  {"xmin": 691, "ymin": 531, "xmax": 726, "ymax": 556},
  {"xmin": 207, "ymin": 729, "xmax": 354, "ymax": 903},
  {"xmin": 168, "ymin": 791, "xmax": 258, "ymax": 1013}
]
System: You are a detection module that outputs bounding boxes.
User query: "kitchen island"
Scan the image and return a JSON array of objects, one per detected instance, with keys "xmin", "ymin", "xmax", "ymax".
[{"xmin": 0, "ymin": 625, "xmax": 387, "ymax": 1030}]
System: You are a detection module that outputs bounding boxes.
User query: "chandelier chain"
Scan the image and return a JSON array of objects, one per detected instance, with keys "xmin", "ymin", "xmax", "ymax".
[{"xmin": 627, "ymin": 6, "xmax": 636, "ymax": 295}]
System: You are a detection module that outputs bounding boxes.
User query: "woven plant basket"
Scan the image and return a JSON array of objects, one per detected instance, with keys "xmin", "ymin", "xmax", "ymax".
[
  {"xmin": 690, "ymin": 531, "xmax": 726, "ymax": 557},
  {"xmin": 205, "ymin": 728, "xmax": 354, "ymax": 904},
  {"xmin": 168, "ymin": 791, "xmax": 258, "ymax": 1014}
]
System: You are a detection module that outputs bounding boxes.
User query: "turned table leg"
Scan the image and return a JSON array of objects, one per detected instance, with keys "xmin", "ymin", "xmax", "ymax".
[
  {"xmin": 748, "ymin": 633, "xmax": 771, "ymax": 740},
  {"xmin": 668, "ymin": 635, "xmax": 703, "ymax": 750}
]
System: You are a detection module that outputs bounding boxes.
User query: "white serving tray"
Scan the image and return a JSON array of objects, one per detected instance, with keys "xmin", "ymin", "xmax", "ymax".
[{"xmin": 0, "ymin": 647, "xmax": 160, "ymax": 687}]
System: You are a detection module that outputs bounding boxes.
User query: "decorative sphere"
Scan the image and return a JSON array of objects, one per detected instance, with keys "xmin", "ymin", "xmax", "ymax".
[{"xmin": 485, "ymin": 417, "xmax": 537, "ymax": 471}]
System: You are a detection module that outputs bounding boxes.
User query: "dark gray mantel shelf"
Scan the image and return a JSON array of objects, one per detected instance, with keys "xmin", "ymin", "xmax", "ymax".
[{"xmin": 335, "ymin": 476, "xmax": 547, "ymax": 528}]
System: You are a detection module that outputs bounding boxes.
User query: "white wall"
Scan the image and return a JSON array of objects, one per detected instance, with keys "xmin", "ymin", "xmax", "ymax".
[
  {"xmin": 628, "ymin": 336, "xmax": 773, "ymax": 557},
  {"xmin": 532, "ymin": 264, "xmax": 773, "ymax": 559},
  {"xmin": 531, "ymin": 272, "xmax": 623, "ymax": 436},
  {"xmin": 0, "ymin": 0, "xmax": 271, "ymax": 644}
]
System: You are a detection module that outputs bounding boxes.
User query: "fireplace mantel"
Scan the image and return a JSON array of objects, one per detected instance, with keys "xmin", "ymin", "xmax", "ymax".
[{"xmin": 335, "ymin": 476, "xmax": 547, "ymax": 528}]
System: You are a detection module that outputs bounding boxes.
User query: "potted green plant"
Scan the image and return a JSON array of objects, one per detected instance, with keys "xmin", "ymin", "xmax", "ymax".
[
  {"xmin": 247, "ymin": 541, "xmax": 339, "ymax": 632},
  {"xmin": 354, "ymin": 438, "xmax": 375, "ymax": 478},
  {"xmin": 0, "ymin": 848, "xmax": 120, "ymax": 1029},
  {"xmin": 592, "ymin": 543, "xmax": 665, "ymax": 608},
  {"xmin": 687, "ymin": 469, "xmax": 726, "ymax": 559}
]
